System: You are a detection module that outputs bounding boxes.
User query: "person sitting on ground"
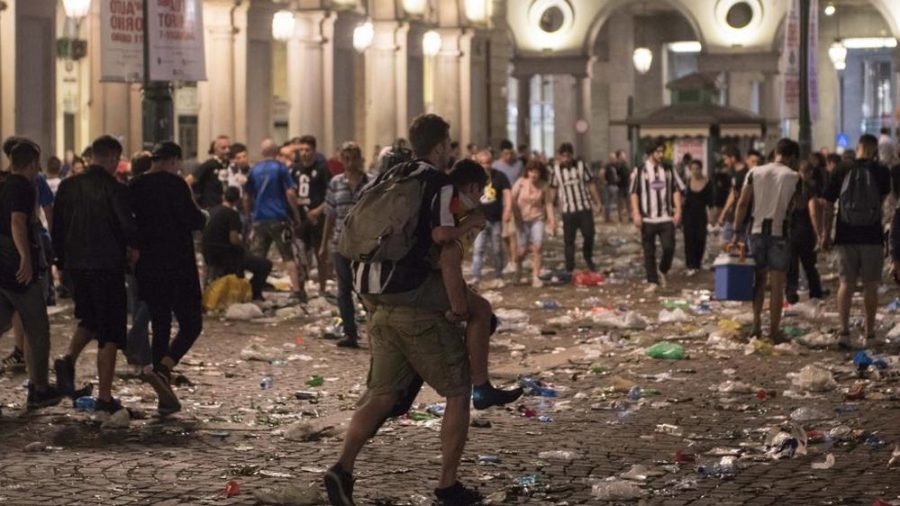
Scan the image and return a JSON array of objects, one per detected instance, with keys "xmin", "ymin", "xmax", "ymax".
[
  {"xmin": 731, "ymin": 138, "xmax": 801, "ymax": 342},
  {"xmin": 440, "ymin": 159, "xmax": 524, "ymax": 410},
  {"xmin": 204, "ymin": 187, "xmax": 272, "ymax": 301}
]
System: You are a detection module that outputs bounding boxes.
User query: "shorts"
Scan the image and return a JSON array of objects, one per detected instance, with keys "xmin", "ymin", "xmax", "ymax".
[
  {"xmin": 251, "ymin": 220, "xmax": 294, "ymax": 262},
  {"xmin": 363, "ymin": 271, "xmax": 450, "ymax": 312},
  {"xmin": 366, "ymin": 304, "xmax": 470, "ymax": 399},
  {"xmin": 748, "ymin": 234, "xmax": 790, "ymax": 272},
  {"xmin": 300, "ymin": 217, "xmax": 325, "ymax": 252},
  {"xmin": 70, "ymin": 269, "xmax": 128, "ymax": 349},
  {"xmin": 517, "ymin": 220, "xmax": 545, "ymax": 249},
  {"xmin": 837, "ymin": 244, "xmax": 884, "ymax": 285},
  {"xmin": 502, "ymin": 219, "xmax": 516, "ymax": 239}
]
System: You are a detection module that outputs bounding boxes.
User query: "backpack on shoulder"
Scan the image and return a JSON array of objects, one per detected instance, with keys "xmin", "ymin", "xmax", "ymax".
[
  {"xmin": 337, "ymin": 161, "xmax": 427, "ymax": 263},
  {"xmin": 840, "ymin": 164, "xmax": 882, "ymax": 227}
]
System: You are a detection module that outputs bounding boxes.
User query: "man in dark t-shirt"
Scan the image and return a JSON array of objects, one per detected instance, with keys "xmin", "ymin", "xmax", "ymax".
[
  {"xmin": 204, "ymin": 187, "xmax": 272, "ymax": 300},
  {"xmin": 188, "ymin": 135, "xmax": 231, "ymax": 209},
  {"xmin": 471, "ymin": 149, "xmax": 511, "ymax": 282},
  {"xmin": 130, "ymin": 141, "xmax": 206, "ymax": 415},
  {"xmin": 292, "ymin": 135, "xmax": 332, "ymax": 294},
  {"xmin": 0, "ymin": 140, "xmax": 62, "ymax": 408}
]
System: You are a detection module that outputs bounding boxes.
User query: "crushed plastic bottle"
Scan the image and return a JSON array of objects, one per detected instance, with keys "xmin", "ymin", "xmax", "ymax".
[
  {"xmin": 306, "ymin": 375, "xmax": 325, "ymax": 387},
  {"xmin": 765, "ymin": 423, "xmax": 808, "ymax": 459},
  {"xmin": 591, "ymin": 479, "xmax": 646, "ymax": 500},
  {"xmin": 645, "ymin": 341, "xmax": 685, "ymax": 360},
  {"xmin": 538, "ymin": 450, "xmax": 578, "ymax": 460},
  {"xmin": 73, "ymin": 396, "xmax": 97, "ymax": 411},
  {"xmin": 537, "ymin": 415, "xmax": 554, "ymax": 423},
  {"xmin": 655, "ymin": 424, "xmax": 684, "ymax": 436},
  {"xmin": 536, "ymin": 300, "xmax": 561, "ymax": 310},
  {"xmin": 866, "ymin": 434, "xmax": 887, "ymax": 449},
  {"xmin": 698, "ymin": 456, "xmax": 737, "ymax": 479},
  {"xmin": 854, "ymin": 351, "xmax": 889, "ymax": 372},
  {"xmin": 790, "ymin": 406, "xmax": 829, "ymax": 422},
  {"xmin": 627, "ymin": 386, "xmax": 642, "ymax": 401},
  {"xmin": 259, "ymin": 376, "xmax": 274, "ymax": 390},
  {"xmin": 519, "ymin": 377, "xmax": 558, "ymax": 398},
  {"xmin": 887, "ymin": 298, "xmax": 900, "ymax": 312},
  {"xmin": 790, "ymin": 365, "xmax": 837, "ymax": 392},
  {"xmin": 811, "ymin": 453, "xmax": 835, "ymax": 470},
  {"xmin": 426, "ymin": 404, "xmax": 446, "ymax": 417}
]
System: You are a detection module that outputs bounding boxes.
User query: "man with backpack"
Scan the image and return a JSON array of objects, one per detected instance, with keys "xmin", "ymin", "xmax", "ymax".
[
  {"xmin": 824, "ymin": 134, "xmax": 891, "ymax": 349},
  {"xmin": 325, "ymin": 114, "xmax": 484, "ymax": 506}
]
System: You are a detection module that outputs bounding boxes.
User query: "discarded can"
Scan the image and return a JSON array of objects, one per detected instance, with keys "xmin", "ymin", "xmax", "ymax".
[{"xmin": 224, "ymin": 480, "xmax": 240, "ymax": 498}]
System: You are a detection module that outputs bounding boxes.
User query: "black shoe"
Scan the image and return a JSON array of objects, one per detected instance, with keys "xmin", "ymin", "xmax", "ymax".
[
  {"xmin": 95, "ymin": 397, "xmax": 123, "ymax": 415},
  {"xmin": 586, "ymin": 262, "xmax": 597, "ymax": 273},
  {"xmin": 785, "ymin": 291, "xmax": 799, "ymax": 305},
  {"xmin": 54, "ymin": 356, "xmax": 75, "ymax": 396},
  {"xmin": 1, "ymin": 347, "xmax": 25, "ymax": 373},
  {"xmin": 324, "ymin": 463, "xmax": 355, "ymax": 506},
  {"xmin": 26, "ymin": 385, "xmax": 64, "ymax": 410},
  {"xmin": 293, "ymin": 290, "xmax": 309, "ymax": 304},
  {"xmin": 140, "ymin": 368, "xmax": 181, "ymax": 415},
  {"xmin": 336, "ymin": 336, "xmax": 360, "ymax": 349},
  {"xmin": 472, "ymin": 383, "xmax": 524, "ymax": 410},
  {"xmin": 435, "ymin": 482, "xmax": 483, "ymax": 505}
]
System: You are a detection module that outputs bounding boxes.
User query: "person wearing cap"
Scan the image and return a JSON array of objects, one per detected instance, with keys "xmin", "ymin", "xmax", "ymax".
[
  {"xmin": 128, "ymin": 141, "xmax": 206, "ymax": 415},
  {"xmin": 53, "ymin": 135, "xmax": 138, "ymax": 416}
]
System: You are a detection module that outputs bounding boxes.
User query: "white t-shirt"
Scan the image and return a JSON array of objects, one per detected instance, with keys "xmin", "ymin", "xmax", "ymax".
[{"xmin": 747, "ymin": 162, "xmax": 800, "ymax": 237}]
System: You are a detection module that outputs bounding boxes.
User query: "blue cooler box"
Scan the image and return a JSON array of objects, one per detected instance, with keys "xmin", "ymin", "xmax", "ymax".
[{"xmin": 713, "ymin": 254, "xmax": 755, "ymax": 301}]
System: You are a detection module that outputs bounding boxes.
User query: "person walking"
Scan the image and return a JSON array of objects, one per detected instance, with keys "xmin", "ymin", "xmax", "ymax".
[
  {"xmin": 682, "ymin": 159, "xmax": 711, "ymax": 275},
  {"xmin": 470, "ymin": 149, "xmax": 512, "ymax": 283},
  {"xmin": 731, "ymin": 138, "xmax": 801, "ymax": 342},
  {"xmin": 0, "ymin": 139, "xmax": 64, "ymax": 408},
  {"xmin": 129, "ymin": 142, "xmax": 207, "ymax": 415},
  {"xmin": 824, "ymin": 134, "xmax": 891, "ymax": 348},
  {"xmin": 321, "ymin": 142, "xmax": 369, "ymax": 349},
  {"xmin": 630, "ymin": 143, "xmax": 684, "ymax": 291},
  {"xmin": 550, "ymin": 142, "xmax": 600, "ymax": 272},
  {"xmin": 785, "ymin": 160, "xmax": 827, "ymax": 304},
  {"xmin": 245, "ymin": 143, "xmax": 305, "ymax": 300},
  {"xmin": 512, "ymin": 160, "xmax": 555, "ymax": 287},
  {"xmin": 53, "ymin": 135, "xmax": 138, "ymax": 415},
  {"xmin": 292, "ymin": 135, "xmax": 332, "ymax": 297}
]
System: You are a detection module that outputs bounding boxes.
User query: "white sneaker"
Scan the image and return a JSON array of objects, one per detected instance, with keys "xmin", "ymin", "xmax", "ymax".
[
  {"xmin": 658, "ymin": 271, "xmax": 668, "ymax": 288},
  {"xmin": 685, "ymin": 269, "xmax": 697, "ymax": 277},
  {"xmin": 502, "ymin": 263, "xmax": 517, "ymax": 275},
  {"xmin": 532, "ymin": 278, "xmax": 544, "ymax": 288},
  {"xmin": 644, "ymin": 283, "xmax": 659, "ymax": 293}
]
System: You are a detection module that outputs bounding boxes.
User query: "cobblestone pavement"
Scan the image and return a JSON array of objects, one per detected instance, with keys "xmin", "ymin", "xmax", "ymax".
[{"xmin": 1, "ymin": 223, "xmax": 900, "ymax": 505}]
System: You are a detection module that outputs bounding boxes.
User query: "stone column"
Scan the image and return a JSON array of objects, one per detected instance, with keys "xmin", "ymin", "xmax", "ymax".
[
  {"xmin": 364, "ymin": 21, "xmax": 407, "ymax": 159},
  {"xmin": 287, "ymin": 11, "xmax": 335, "ymax": 152},
  {"xmin": 574, "ymin": 73, "xmax": 592, "ymax": 161},
  {"xmin": 0, "ymin": 0, "xmax": 16, "ymax": 151},
  {"xmin": 245, "ymin": 2, "xmax": 277, "ymax": 153},
  {"xmin": 432, "ymin": 28, "xmax": 472, "ymax": 144},
  {"xmin": 515, "ymin": 74, "xmax": 531, "ymax": 148}
]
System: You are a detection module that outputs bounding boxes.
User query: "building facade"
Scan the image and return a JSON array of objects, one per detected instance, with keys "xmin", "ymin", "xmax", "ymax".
[{"xmin": 1, "ymin": 0, "xmax": 899, "ymax": 164}]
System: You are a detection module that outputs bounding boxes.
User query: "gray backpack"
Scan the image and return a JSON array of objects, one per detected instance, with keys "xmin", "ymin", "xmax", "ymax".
[
  {"xmin": 839, "ymin": 165, "xmax": 882, "ymax": 227},
  {"xmin": 337, "ymin": 161, "xmax": 427, "ymax": 262}
]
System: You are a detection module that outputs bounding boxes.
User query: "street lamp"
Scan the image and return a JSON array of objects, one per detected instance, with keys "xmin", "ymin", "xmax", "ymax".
[
  {"xmin": 828, "ymin": 39, "xmax": 847, "ymax": 70},
  {"xmin": 272, "ymin": 10, "xmax": 296, "ymax": 42},
  {"xmin": 353, "ymin": 22, "xmax": 374, "ymax": 53},
  {"xmin": 423, "ymin": 30, "xmax": 442, "ymax": 56},
  {"xmin": 632, "ymin": 47, "xmax": 653, "ymax": 74},
  {"xmin": 464, "ymin": 0, "xmax": 491, "ymax": 23},
  {"xmin": 402, "ymin": 0, "xmax": 427, "ymax": 16},
  {"xmin": 62, "ymin": 0, "xmax": 91, "ymax": 20}
]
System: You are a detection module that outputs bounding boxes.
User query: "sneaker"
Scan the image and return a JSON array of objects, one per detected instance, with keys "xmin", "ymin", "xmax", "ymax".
[
  {"xmin": 531, "ymin": 278, "xmax": 543, "ymax": 288},
  {"xmin": 472, "ymin": 383, "xmax": 524, "ymax": 410},
  {"xmin": 435, "ymin": 482, "xmax": 483, "ymax": 506},
  {"xmin": 502, "ymin": 263, "xmax": 517, "ymax": 275},
  {"xmin": 658, "ymin": 271, "xmax": 668, "ymax": 289},
  {"xmin": 26, "ymin": 385, "xmax": 64, "ymax": 410},
  {"xmin": 140, "ymin": 369, "xmax": 181, "ymax": 415},
  {"xmin": 95, "ymin": 397, "xmax": 124, "ymax": 415},
  {"xmin": 785, "ymin": 291, "xmax": 800, "ymax": 305},
  {"xmin": 586, "ymin": 262, "xmax": 597, "ymax": 273},
  {"xmin": 54, "ymin": 356, "xmax": 75, "ymax": 396},
  {"xmin": 836, "ymin": 330, "xmax": 853, "ymax": 351},
  {"xmin": 685, "ymin": 269, "xmax": 697, "ymax": 277},
  {"xmin": 336, "ymin": 336, "xmax": 360, "ymax": 349},
  {"xmin": 1, "ymin": 347, "xmax": 25, "ymax": 373},
  {"xmin": 643, "ymin": 283, "xmax": 659, "ymax": 293},
  {"xmin": 324, "ymin": 463, "xmax": 355, "ymax": 506},
  {"xmin": 769, "ymin": 331, "xmax": 790, "ymax": 345}
]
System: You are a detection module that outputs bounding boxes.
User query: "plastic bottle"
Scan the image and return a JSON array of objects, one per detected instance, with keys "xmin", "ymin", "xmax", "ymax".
[
  {"xmin": 260, "ymin": 376, "xmax": 274, "ymax": 390},
  {"xmin": 536, "ymin": 300, "xmax": 561, "ymax": 309},
  {"xmin": 306, "ymin": 375, "xmax": 324, "ymax": 387},
  {"xmin": 645, "ymin": 341, "xmax": 685, "ymax": 360},
  {"xmin": 537, "ymin": 415, "xmax": 553, "ymax": 423},
  {"xmin": 627, "ymin": 386, "xmax": 642, "ymax": 401},
  {"xmin": 73, "ymin": 396, "xmax": 97, "ymax": 411},
  {"xmin": 518, "ymin": 377, "xmax": 558, "ymax": 398}
]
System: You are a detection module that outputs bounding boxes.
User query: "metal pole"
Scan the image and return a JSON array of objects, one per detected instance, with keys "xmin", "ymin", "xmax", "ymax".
[
  {"xmin": 798, "ymin": 0, "xmax": 812, "ymax": 159},
  {"xmin": 141, "ymin": 0, "xmax": 174, "ymax": 150}
]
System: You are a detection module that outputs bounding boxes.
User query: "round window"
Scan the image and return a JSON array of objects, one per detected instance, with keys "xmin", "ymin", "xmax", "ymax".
[
  {"xmin": 528, "ymin": 0, "xmax": 575, "ymax": 36},
  {"xmin": 726, "ymin": 2, "xmax": 754, "ymax": 29}
]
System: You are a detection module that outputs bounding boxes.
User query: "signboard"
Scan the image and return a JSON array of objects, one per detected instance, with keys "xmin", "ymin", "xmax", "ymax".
[
  {"xmin": 100, "ymin": 0, "xmax": 144, "ymax": 82},
  {"xmin": 147, "ymin": 0, "xmax": 206, "ymax": 81},
  {"xmin": 780, "ymin": 0, "xmax": 819, "ymax": 120},
  {"xmin": 100, "ymin": 0, "xmax": 206, "ymax": 82}
]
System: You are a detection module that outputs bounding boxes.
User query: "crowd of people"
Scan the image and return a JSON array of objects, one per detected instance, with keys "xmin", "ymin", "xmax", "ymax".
[{"xmin": 4, "ymin": 113, "xmax": 900, "ymax": 504}]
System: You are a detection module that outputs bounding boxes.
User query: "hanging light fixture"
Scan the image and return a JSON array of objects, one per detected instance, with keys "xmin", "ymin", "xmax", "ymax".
[
  {"xmin": 633, "ymin": 47, "xmax": 653, "ymax": 74},
  {"xmin": 423, "ymin": 30, "xmax": 443, "ymax": 56},
  {"xmin": 272, "ymin": 10, "xmax": 296, "ymax": 42},
  {"xmin": 402, "ymin": 0, "xmax": 428, "ymax": 16},
  {"xmin": 828, "ymin": 40, "xmax": 847, "ymax": 70},
  {"xmin": 464, "ymin": 0, "xmax": 491, "ymax": 23},
  {"xmin": 632, "ymin": 2, "xmax": 652, "ymax": 74},
  {"xmin": 353, "ymin": 22, "xmax": 374, "ymax": 53},
  {"xmin": 62, "ymin": 0, "xmax": 92, "ymax": 20}
]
